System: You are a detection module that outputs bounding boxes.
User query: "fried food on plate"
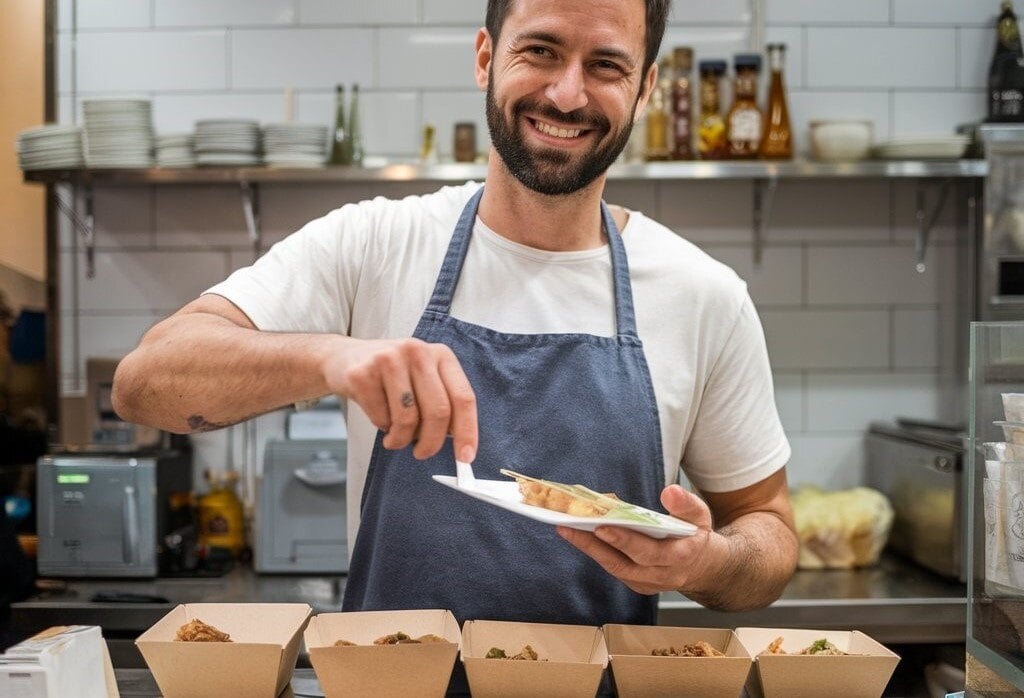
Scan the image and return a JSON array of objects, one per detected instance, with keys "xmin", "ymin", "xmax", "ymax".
[
  {"xmin": 501, "ymin": 469, "xmax": 659, "ymax": 525},
  {"xmin": 175, "ymin": 619, "xmax": 231, "ymax": 642}
]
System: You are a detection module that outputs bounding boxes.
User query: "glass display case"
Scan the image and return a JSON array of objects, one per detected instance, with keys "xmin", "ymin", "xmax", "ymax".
[{"xmin": 968, "ymin": 321, "xmax": 1024, "ymax": 692}]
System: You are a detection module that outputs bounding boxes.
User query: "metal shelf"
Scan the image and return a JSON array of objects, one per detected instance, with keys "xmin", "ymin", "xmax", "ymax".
[{"xmin": 23, "ymin": 158, "xmax": 987, "ymax": 185}]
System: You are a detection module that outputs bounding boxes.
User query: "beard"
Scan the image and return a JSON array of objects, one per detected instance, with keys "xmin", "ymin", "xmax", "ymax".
[{"xmin": 485, "ymin": 79, "xmax": 637, "ymax": 196}]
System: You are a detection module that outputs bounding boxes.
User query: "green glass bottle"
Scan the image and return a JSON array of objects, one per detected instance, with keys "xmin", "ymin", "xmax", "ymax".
[
  {"xmin": 329, "ymin": 84, "xmax": 350, "ymax": 165},
  {"xmin": 347, "ymin": 84, "xmax": 364, "ymax": 167}
]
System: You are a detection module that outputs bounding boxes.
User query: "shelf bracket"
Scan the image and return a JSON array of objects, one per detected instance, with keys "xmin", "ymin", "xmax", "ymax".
[
  {"xmin": 240, "ymin": 180, "xmax": 262, "ymax": 263},
  {"xmin": 752, "ymin": 177, "xmax": 778, "ymax": 269},
  {"xmin": 914, "ymin": 178, "xmax": 952, "ymax": 273},
  {"xmin": 54, "ymin": 183, "xmax": 96, "ymax": 278}
]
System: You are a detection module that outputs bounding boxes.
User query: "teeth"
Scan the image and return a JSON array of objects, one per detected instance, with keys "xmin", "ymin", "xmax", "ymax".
[{"xmin": 535, "ymin": 120, "xmax": 582, "ymax": 139}]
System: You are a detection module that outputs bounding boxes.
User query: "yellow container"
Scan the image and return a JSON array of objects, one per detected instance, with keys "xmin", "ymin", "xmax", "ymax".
[{"xmin": 198, "ymin": 471, "xmax": 245, "ymax": 555}]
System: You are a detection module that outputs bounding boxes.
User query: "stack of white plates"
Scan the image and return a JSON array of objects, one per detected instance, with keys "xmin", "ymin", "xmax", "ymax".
[
  {"xmin": 156, "ymin": 133, "xmax": 196, "ymax": 168},
  {"xmin": 872, "ymin": 136, "xmax": 969, "ymax": 160},
  {"xmin": 261, "ymin": 123, "xmax": 328, "ymax": 168},
  {"xmin": 194, "ymin": 119, "xmax": 261, "ymax": 166},
  {"xmin": 16, "ymin": 124, "xmax": 85, "ymax": 170},
  {"xmin": 82, "ymin": 99, "xmax": 155, "ymax": 168}
]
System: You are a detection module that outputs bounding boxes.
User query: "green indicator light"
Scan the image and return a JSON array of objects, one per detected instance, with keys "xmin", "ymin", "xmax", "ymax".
[{"xmin": 57, "ymin": 473, "xmax": 91, "ymax": 485}]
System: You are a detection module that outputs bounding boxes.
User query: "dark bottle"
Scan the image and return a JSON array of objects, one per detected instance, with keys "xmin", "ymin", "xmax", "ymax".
[
  {"xmin": 760, "ymin": 43, "xmax": 793, "ymax": 160},
  {"xmin": 697, "ymin": 60, "xmax": 729, "ymax": 160},
  {"xmin": 990, "ymin": 1, "xmax": 1024, "ymax": 122},
  {"xmin": 328, "ymin": 84, "xmax": 350, "ymax": 165},
  {"xmin": 671, "ymin": 47, "xmax": 694, "ymax": 160},
  {"xmin": 348, "ymin": 84, "xmax": 364, "ymax": 166}
]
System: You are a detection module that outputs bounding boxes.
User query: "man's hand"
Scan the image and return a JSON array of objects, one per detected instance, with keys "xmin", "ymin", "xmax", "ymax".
[
  {"xmin": 324, "ymin": 337, "xmax": 478, "ymax": 463},
  {"xmin": 556, "ymin": 484, "xmax": 719, "ymax": 595}
]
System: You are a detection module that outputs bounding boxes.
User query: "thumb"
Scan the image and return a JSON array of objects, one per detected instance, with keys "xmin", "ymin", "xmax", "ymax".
[{"xmin": 660, "ymin": 485, "xmax": 713, "ymax": 530}]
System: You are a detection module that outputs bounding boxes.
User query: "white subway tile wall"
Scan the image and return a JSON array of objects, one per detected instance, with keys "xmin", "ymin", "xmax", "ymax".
[{"xmin": 55, "ymin": 0, "xmax": 992, "ymax": 483}]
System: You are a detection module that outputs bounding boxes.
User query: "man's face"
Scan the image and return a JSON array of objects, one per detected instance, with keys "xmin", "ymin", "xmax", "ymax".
[{"xmin": 479, "ymin": 0, "xmax": 653, "ymax": 196}]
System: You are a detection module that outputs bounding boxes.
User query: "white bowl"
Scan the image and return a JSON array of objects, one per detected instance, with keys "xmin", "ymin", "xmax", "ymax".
[{"xmin": 809, "ymin": 120, "xmax": 873, "ymax": 162}]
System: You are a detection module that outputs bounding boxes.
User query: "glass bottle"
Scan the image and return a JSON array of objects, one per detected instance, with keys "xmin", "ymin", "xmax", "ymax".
[
  {"xmin": 328, "ymin": 84, "xmax": 350, "ymax": 165},
  {"xmin": 726, "ymin": 54, "xmax": 764, "ymax": 159},
  {"xmin": 760, "ymin": 43, "xmax": 793, "ymax": 159},
  {"xmin": 989, "ymin": 0, "xmax": 1024, "ymax": 122},
  {"xmin": 645, "ymin": 55, "xmax": 673, "ymax": 161},
  {"xmin": 347, "ymin": 84, "xmax": 364, "ymax": 166},
  {"xmin": 671, "ymin": 47, "xmax": 694, "ymax": 160},
  {"xmin": 697, "ymin": 60, "xmax": 729, "ymax": 160}
]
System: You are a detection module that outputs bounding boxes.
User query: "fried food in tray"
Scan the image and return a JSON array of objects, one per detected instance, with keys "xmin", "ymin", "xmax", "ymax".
[
  {"xmin": 332, "ymin": 631, "xmax": 451, "ymax": 647},
  {"xmin": 650, "ymin": 641, "xmax": 724, "ymax": 657},
  {"xmin": 501, "ymin": 469, "xmax": 660, "ymax": 525},
  {"xmin": 485, "ymin": 645, "xmax": 543, "ymax": 660},
  {"xmin": 761, "ymin": 637, "xmax": 849, "ymax": 656},
  {"xmin": 175, "ymin": 618, "xmax": 232, "ymax": 642}
]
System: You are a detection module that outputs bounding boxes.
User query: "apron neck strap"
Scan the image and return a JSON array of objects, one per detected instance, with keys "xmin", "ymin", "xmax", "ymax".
[{"xmin": 426, "ymin": 186, "xmax": 639, "ymax": 339}]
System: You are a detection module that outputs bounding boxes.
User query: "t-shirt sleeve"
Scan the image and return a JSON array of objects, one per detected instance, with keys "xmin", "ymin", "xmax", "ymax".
[
  {"xmin": 203, "ymin": 202, "xmax": 369, "ymax": 336},
  {"xmin": 681, "ymin": 292, "xmax": 790, "ymax": 493}
]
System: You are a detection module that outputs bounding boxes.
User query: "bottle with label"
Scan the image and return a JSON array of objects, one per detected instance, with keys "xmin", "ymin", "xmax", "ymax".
[
  {"xmin": 760, "ymin": 43, "xmax": 793, "ymax": 159},
  {"xmin": 990, "ymin": 1, "xmax": 1024, "ymax": 122},
  {"xmin": 347, "ymin": 84, "xmax": 364, "ymax": 166},
  {"xmin": 645, "ymin": 55, "xmax": 673, "ymax": 161},
  {"xmin": 671, "ymin": 47, "xmax": 694, "ymax": 160},
  {"xmin": 697, "ymin": 60, "xmax": 729, "ymax": 160},
  {"xmin": 328, "ymin": 84, "xmax": 350, "ymax": 165},
  {"xmin": 198, "ymin": 470, "xmax": 245, "ymax": 557},
  {"xmin": 726, "ymin": 54, "xmax": 764, "ymax": 159}
]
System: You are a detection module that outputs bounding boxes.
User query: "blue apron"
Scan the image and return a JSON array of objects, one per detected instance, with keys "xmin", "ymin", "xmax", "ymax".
[{"xmin": 343, "ymin": 187, "xmax": 665, "ymax": 691}]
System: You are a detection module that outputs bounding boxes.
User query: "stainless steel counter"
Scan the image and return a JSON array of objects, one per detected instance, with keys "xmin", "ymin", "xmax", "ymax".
[{"xmin": 12, "ymin": 552, "xmax": 965, "ymax": 668}]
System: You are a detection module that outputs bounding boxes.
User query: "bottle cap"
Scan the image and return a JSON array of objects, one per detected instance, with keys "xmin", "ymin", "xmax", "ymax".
[
  {"xmin": 734, "ymin": 53, "xmax": 762, "ymax": 71},
  {"xmin": 673, "ymin": 47, "xmax": 694, "ymax": 71},
  {"xmin": 699, "ymin": 60, "xmax": 727, "ymax": 74}
]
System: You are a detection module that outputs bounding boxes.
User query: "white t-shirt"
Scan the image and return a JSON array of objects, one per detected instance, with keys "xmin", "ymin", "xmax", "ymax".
[{"xmin": 205, "ymin": 182, "xmax": 790, "ymax": 544}]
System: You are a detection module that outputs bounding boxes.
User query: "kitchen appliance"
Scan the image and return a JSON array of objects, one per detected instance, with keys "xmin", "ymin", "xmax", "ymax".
[
  {"xmin": 36, "ymin": 450, "xmax": 191, "ymax": 577},
  {"xmin": 255, "ymin": 439, "xmax": 348, "ymax": 574},
  {"xmin": 865, "ymin": 420, "xmax": 967, "ymax": 581}
]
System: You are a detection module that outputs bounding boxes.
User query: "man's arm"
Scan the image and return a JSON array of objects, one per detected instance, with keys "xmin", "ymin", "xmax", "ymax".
[
  {"xmin": 557, "ymin": 468, "xmax": 798, "ymax": 611},
  {"xmin": 112, "ymin": 293, "xmax": 478, "ymax": 462}
]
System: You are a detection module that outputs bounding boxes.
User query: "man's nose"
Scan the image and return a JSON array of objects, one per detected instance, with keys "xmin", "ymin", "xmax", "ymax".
[{"xmin": 544, "ymin": 61, "xmax": 589, "ymax": 113}]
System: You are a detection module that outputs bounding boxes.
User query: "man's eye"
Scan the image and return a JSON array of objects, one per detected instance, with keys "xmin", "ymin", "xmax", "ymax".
[
  {"xmin": 527, "ymin": 45, "xmax": 553, "ymax": 57},
  {"xmin": 594, "ymin": 60, "xmax": 622, "ymax": 72}
]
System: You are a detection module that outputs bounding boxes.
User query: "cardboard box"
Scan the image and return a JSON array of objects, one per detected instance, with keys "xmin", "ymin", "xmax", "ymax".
[
  {"xmin": 735, "ymin": 627, "xmax": 900, "ymax": 698},
  {"xmin": 136, "ymin": 603, "xmax": 312, "ymax": 698},
  {"xmin": 305, "ymin": 609, "xmax": 461, "ymax": 698},
  {"xmin": 0, "ymin": 625, "xmax": 119, "ymax": 698},
  {"xmin": 603, "ymin": 624, "xmax": 752, "ymax": 698},
  {"xmin": 462, "ymin": 619, "xmax": 607, "ymax": 698}
]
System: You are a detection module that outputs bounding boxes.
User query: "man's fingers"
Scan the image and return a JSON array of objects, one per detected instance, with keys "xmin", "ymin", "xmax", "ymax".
[
  {"xmin": 408, "ymin": 358, "xmax": 452, "ymax": 460},
  {"xmin": 438, "ymin": 349, "xmax": 478, "ymax": 463},
  {"xmin": 379, "ymin": 355, "xmax": 419, "ymax": 450},
  {"xmin": 660, "ymin": 484, "xmax": 713, "ymax": 529}
]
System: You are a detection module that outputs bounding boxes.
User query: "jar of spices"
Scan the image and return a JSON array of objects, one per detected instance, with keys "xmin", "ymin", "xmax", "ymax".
[
  {"xmin": 726, "ymin": 53, "xmax": 764, "ymax": 159},
  {"xmin": 453, "ymin": 122, "xmax": 477, "ymax": 162}
]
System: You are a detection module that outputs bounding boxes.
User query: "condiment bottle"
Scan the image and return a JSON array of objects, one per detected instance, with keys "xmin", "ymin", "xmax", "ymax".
[
  {"xmin": 645, "ymin": 55, "xmax": 673, "ymax": 161},
  {"xmin": 697, "ymin": 60, "xmax": 728, "ymax": 160},
  {"xmin": 671, "ymin": 47, "xmax": 694, "ymax": 160},
  {"xmin": 760, "ymin": 43, "xmax": 793, "ymax": 159},
  {"xmin": 989, "ymin": 0, "xmax": 1024, "ymax": 122},
  {"xmin": 726, "ymin": 54, "xmax": 764, "ymax": 159},
  {"xmin": 453, "ymin": 122, "xmax": 477, "ymax": 162},
  {"xmin": 328, "ymin": 84, "xmax": 350, "ymax": 165},
  {"xmin": 347, "ymin": 83, "xmax": 364, "ymax": 166},
  {"xmin": 198, "ymin": 470, "xmax": 245, "ymax": 557}
]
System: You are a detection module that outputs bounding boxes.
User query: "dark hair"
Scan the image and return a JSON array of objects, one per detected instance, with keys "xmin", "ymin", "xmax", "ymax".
[{"xmin": 485, "ymin": 0, "xmax": 672, "ymax": 74}]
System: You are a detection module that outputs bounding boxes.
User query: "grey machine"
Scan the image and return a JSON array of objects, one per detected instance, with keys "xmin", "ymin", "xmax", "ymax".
[
  {"xmin": 36, "ymin": 450, "xmax": 191, "ymax": 577},
  {"xmin": 255, "ymin": 439, "xmax": 348, "ymax": 574}
]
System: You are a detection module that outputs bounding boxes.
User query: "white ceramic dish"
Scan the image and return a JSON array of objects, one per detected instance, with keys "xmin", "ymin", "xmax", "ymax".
[
  {"xmin": 872, "ymin": 136, "xmax": 968, "ymax": 160},
  {"xmin": 432, "ymin": 475, "xmax": 697, "ymax": 539}
]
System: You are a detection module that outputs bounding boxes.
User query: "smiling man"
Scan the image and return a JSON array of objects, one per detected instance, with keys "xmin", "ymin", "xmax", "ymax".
[{"xmin": 114, "ymin": 0, "xmax": 797, "ymax": 657}]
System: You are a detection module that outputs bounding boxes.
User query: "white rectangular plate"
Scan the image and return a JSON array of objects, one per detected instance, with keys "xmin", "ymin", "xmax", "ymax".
[{"xmin": 432, "ymin": 475, "xmax": 697, "ymax": 539}]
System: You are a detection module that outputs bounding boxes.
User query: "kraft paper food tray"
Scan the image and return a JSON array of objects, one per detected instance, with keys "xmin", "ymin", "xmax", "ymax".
[
  {"xmin": 603, "ymin": 624, "xmax": 752, "ymax": 698},
  {"xmin": 735, "ymin": 627, "xmax": 900, "ymax": 698},
  {"xmin": 462, "ymin": 619, "xmax": 607, "ymax": 698},
  {"xmin": 135, "ymin": 603, "xmax": 311, "ymax": 698},
  {"xmin": 305, "ymin": 609, "xmax": 460, "ymax": 698}
]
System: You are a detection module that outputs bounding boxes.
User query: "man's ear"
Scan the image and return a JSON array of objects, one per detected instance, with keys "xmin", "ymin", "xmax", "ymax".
[
  {"xmin": 475, "ymin": 28, "xmax": 492, "ymax": 91},
  {"xmin": 633, "ymin": 61, "xmax": 659, "ymax": 123}
]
